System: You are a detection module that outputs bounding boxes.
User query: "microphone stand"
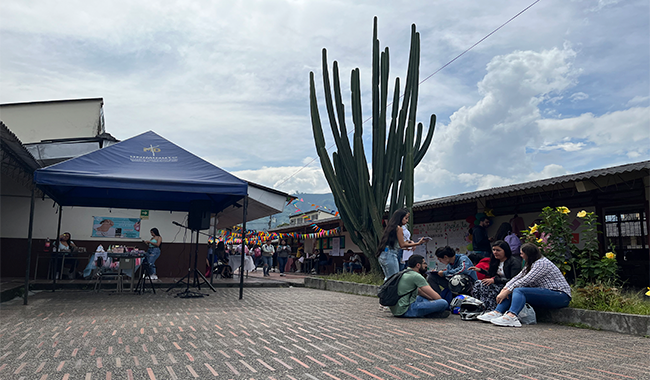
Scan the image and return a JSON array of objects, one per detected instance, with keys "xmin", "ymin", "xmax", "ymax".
[{"xmin": 167, "ymin": 221, "xmax": 216, "ymax": 297}]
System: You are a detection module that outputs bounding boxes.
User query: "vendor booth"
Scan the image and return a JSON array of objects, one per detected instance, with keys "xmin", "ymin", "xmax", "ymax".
[{"xmin": 25, "ymin": 131, "xmax": 253, "ymax": 303}]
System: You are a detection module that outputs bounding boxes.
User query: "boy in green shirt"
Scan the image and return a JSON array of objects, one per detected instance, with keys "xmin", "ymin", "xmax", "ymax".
[{"xmin": 390, "ymin": 254, "xmax": 450, "ymax": 318}]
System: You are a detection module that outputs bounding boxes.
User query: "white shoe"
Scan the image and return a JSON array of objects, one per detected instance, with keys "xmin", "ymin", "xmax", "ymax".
[
  {"xmin": 280, "ymin": 273, "xmax": 286, "ymax": 276},
  {"xmin": 477, "ymin": 310, "xmax": 502, "ymax": 322},
  {"xmin": 490, "ymin": 313, "xmax": 522, "ymax": 327},
  {"xmin": 149, "ymin": 274, "xmax": 158, "ymax": 280}
]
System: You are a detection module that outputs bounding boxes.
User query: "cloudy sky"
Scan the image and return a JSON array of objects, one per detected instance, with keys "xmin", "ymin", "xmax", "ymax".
[{"xmin": 1, "ymin": 0, "xmax": 648, "ymax": 201}]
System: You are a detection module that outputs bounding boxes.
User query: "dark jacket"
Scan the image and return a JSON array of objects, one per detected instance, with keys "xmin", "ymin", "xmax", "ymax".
[
  {"xmin": 477, "ymin": 256, "xmax": 522, "ymax": 285},
  {"xmin": 472, "ymin": 226, "xmax": 491, "ymax": 252}
]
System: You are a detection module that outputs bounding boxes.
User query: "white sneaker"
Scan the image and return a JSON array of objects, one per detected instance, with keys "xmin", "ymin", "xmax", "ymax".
[
  {"xmin": 280, "ymin": 273, "xmax": 286, "ymax": 277},
  {"xmin": 477, "ymin": 310, "xmax": 502, "ymax": 322},
  {"xmin": 490, "ymin": 313, "xmax": 522, "ymax": 327},
  {"xmin": 149, "ymin": 274, "xmax": 158, "ymax": 280}
]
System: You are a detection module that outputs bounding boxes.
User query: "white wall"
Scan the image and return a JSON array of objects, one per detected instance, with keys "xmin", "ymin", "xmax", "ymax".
[
  {"xmin": 0, "ymin": 174, "xmax": 210, "ymax": 245},
  {"xmin": 0, "ymin": 99, "xmax": 104, "ymax": 143}
]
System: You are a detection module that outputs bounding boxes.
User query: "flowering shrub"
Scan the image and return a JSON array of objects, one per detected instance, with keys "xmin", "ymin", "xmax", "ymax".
[
  {"xmin": 523, "ymin": 206, "xmax": 620, "ymax": 285},
  {"xmin": 522, "ymin": 206, "xmax": 574, "ymax": 274}
]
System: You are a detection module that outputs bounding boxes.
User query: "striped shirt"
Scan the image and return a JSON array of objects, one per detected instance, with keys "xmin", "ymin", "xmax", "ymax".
[{"xmin": 505, "ymin": 257, "xmax": 571, "ymax": 297}]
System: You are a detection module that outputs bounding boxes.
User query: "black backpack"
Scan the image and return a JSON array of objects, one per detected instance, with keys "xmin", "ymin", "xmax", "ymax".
[{"xmin": 377, "ymin": 269, "xmax": 416, "ymax": 306}]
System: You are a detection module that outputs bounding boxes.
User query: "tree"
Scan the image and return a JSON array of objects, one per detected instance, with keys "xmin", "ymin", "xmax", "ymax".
[{"xmin": 309, "ymin": 17, "xmax": 436, "ymax": 272}]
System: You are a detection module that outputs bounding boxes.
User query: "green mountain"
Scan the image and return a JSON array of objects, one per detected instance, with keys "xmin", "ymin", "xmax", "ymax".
[{"xmin": 246, "ymin": 193, "xmax": 337, "ymax": 231}]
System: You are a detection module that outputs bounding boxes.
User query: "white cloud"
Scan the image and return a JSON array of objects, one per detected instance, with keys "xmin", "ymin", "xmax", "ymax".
[
  {"xmin": 0, "ymin": 0, "xmax": 647, "ymax": 200},
  {"xmin": 233, "ymin": 165, "xmax": 330, "ymax": 195},
  {"xmin": 570, "ymin": 92, "xmax": 589, "ymax": 101},
  {"xmin": 627, "ymin": 95, "xmax": 649, "ymax": 106}
]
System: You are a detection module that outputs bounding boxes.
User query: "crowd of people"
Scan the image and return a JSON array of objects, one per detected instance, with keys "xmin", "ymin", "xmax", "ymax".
[
  {"xmin": 378, "ymin": 208, "xmax": 572, "ymax": 327},
  {"xmin": 205, "ymin": 239, "xmax": 363, "ymax": 277}
]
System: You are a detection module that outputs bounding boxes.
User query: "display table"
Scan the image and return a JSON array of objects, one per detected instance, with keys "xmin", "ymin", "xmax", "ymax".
[
  {"xmin": 229, "ymin": 255, "xmax": 256, "ymax": 274},
  {"xmin": 108, "ymin": 252, "xmax": 145, "ymax": 292}
]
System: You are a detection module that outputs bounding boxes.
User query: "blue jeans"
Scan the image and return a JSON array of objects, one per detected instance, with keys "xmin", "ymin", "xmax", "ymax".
[
  {"xmin": 400, "ymin": 296, "xmax": 449, "ymax": 318},
  {"xmin": 343, "ymin": 262, "xmax": 363, "ymax": 272},
  {"xmin": 277, "ymin": 256, "xmax": 288, "ymax": 274},
  {"xmin": 496, "ymin": 287, "xmax": 571, "ymax": 315},
  {"xmin": 262, "ymin": 256, "xmax": 273, "ymax": 275},
  {"xmin": 147, "ymin": 247, "xmax": 161, "ymax": 275},
  {"xmin": 379, "ymin": 248, "xmax": 399, "ymax": 280}
]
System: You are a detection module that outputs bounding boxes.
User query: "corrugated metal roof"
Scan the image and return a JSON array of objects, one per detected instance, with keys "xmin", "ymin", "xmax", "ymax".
[
  {"xmin": 413, "ymin": 160, "xmax": 650, "ymax": 210},
  {"xmin": 0, "ymin": 121, "xmax": 41, "ymax": 173}
]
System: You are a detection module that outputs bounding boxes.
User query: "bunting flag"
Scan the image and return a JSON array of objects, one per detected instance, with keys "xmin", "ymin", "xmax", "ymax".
[{"xmin": 214, "ymin": 225, "xmax": 343, "ymax": 245}]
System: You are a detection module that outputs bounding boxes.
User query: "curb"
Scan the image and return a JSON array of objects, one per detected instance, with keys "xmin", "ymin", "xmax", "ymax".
[
  {"xmin": 304, "ymin": 277, "xmax": 650, "ymax": 336},
  {"xmin": 304, "ymin": 277, "xmax": 378, "ymax": 297},
  {"xmin": 536, "ymin": 308, "xmax": 650, "ymax": 336}
]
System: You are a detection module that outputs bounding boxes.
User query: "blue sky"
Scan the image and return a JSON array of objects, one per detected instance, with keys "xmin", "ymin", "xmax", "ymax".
[{"xmin": 1, "ymin": 0, "xmax": 648, "ymax": 201}]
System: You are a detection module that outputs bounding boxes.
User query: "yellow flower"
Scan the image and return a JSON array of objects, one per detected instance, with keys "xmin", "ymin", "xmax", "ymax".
[
  {"xmin": 646, "ymin": 287, "xmax": 650, "ymax": 297},
  {"xmin": 605, "ymin": 252, "xmax": 616, "ymax": 260},
  {"xmin": 529, "ymin": 224, "xmax": 539, "ymax": 233},
  {"xmin": 577, "ymin": 210, "xmax": 587, "ymax": 218},
  {"xmin": 537, "ymin": 238, "xmax": 544, "ymax": 243},
  {"xmin": 557, "ymin": 206, "xmax": 570, "ymax": 214}
]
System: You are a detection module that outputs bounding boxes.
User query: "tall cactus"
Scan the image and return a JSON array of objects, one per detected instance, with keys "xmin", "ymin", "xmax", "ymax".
[{"xmin": 309, "ymin": 17, "xmax": 436, "ymax": 271}]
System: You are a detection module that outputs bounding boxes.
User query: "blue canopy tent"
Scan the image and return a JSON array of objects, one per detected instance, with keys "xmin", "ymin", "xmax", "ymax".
[
  {"xmin": 33, "ymin": 131, "xmax": 248, "ymax": 212},
  {"xmin": 26, "ymin": 131, "xmax": 250, "ymax": 302}
]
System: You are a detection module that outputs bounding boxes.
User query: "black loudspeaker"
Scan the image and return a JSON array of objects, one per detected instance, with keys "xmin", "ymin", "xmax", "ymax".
[{"xmin": 188, "ymin": 200, "xmax": 212, "ymax": 230}]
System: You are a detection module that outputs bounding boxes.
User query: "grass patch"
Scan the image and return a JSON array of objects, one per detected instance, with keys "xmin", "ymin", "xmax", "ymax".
[
  {"xmin": 320, "ymin": 272, "xmax": 384, "ymax": 286},
  {"xmin": 570, "ymin": 284, "xmax": 650, "ymax": 315}
]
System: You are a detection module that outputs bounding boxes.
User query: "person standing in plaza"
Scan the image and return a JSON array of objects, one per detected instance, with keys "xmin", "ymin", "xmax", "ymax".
[
  {"xmin": 143, "ymin": 228, "xmax": 162, "ymax": 280},
  {"xmin": 261, "ymin": 241, "xmax": 275, "ymax": 277},
  {"xmin": 376, "ymin": 208, "xmax": 427, "ymax": 281},
  {"xmin": 472, "ymin": 216, "xmax": 492, "ymax": 257},
  {"xmin": 277, "ymin": 239, "xmax": 291, "ymax": 276}
]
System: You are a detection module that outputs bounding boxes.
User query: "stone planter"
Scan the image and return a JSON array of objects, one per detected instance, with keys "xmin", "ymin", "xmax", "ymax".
[
  {"xmin": 536, "ymin": 307, "xmax": 650, "ymax": 336},
  {"xmin": 304, "ymin": 277, "xmax": 378, "ymax": 297}
]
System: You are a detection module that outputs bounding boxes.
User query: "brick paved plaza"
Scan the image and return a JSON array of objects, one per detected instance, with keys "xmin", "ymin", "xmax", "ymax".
[{"xmin": 0, "ymin": 287, "xmax": 648, "ymax": 380}]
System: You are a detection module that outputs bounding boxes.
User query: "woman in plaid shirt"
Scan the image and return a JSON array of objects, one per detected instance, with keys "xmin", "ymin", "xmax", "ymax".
[{"xmin": 477, "ymin": 243, "xmax": 571, "ymax": 327}]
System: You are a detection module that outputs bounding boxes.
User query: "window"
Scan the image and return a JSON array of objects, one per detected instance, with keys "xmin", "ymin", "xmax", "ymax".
[
  {"xmin": 604, "ymin": 211, "xmax": 647, "ymax": 250},
  {"xmin": 317, "ymin": 236, "xmax": 345, "ymax": 250}
]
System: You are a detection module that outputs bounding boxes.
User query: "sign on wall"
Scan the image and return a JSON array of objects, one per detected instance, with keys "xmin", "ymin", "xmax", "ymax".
[
  {"xmin": 412, "ymin": 220, "xmax": 470, "ymax": 268},
  {"xmin": 92, "ymin": 216, "xmax": 141, "ymax": 238}
]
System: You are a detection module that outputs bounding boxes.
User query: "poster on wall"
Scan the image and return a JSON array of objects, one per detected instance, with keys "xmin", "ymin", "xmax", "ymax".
[
  {"xmin": 412, "ymin": 220, "xmax": 470, "ymax": 269},
  {"xmin": 92, "ymin": 217, "xmax": 142, "ymax": 238}
]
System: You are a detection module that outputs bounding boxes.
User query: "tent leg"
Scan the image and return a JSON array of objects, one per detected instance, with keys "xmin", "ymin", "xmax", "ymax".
[
  {"xmin": 24, "ymin": 187, "xmax": 35, "ymax": 305},
  {"xmin": 210, "ymin": 215, "xmax": 217, "ymax": 285},
  {"xmin": 239, "ymin": 196, "xmax": 248, "ymax": 300},
  {"xmin": 52, "ymin": 205, "xmax": 62, "ymax": 292}
]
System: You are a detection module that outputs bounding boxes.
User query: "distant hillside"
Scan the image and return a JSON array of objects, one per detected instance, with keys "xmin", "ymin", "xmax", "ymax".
[{"xmin": 246, "ymin": 192, "xmax": 337, "ymax": 231}]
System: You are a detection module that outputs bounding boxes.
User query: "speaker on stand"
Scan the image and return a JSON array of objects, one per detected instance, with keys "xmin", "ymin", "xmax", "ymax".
[{"xmin": 167, "ymin": 200, "xmax": 216, "ymax": 297}]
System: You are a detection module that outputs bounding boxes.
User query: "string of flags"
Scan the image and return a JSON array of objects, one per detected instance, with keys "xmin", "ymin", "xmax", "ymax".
[{"xmin": 212, "ymin": 224, "xmax": 342, "ymax": 245}]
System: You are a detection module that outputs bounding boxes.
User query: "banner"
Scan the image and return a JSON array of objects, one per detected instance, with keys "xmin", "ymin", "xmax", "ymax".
[{"xmin": 92, "ymin": 217, "xmax": 141, "ymax": 238}]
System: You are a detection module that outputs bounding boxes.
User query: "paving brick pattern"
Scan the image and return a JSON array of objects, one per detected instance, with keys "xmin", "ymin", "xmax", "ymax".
[{"xmin": 0, "ymin": 288, "xmax": 648, "ymax": 380}]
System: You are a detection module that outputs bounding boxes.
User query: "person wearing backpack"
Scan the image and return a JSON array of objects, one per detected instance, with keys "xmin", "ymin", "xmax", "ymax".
[{"xmin": 384, "ymin": 254, "xmax": 450, "ymax": 318}]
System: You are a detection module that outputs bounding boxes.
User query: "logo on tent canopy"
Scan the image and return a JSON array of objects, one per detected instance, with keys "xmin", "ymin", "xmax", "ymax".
[
  {"xmin": 144, "ymin": 145, "xmax": 161, "ymax": 156},
  {"xmin": 129, "ymin": 145, "xmax": 178, "ymax": 162}
]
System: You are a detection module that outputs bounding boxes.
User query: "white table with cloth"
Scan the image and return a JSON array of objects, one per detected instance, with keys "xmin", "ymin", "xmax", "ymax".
[{"xmin": 228, "ymin": 255, "xmax": 256, "ymax": 273}]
